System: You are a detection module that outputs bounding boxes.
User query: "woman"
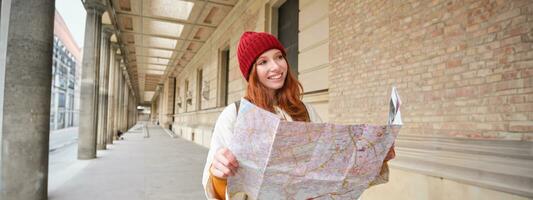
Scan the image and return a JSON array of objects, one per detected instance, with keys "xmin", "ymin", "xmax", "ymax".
[
  {"xmin": 201, "ymin": 31, "xmax": 322, "ymax": 199},
  {"xmin": 202, "ymin": 32, "xmax": 393, "ymax": 199}
]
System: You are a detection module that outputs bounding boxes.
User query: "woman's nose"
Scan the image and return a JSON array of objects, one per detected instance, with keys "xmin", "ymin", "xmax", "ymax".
[{"xmin": 269, "ymin": 58, "xmax": 282, "ymax": 70}]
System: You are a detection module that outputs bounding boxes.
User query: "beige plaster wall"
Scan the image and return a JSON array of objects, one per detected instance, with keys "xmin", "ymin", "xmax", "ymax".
[
  {"xmin": 169, "ymin": 0, "xmax": 332, "ymax": 147},
  {"xmin": 361, "ymin": 167, "xmax": 530, "ymax": 200},
  {"xmin": 152, "ymin": 0, "xmax": 533, "ymax": 199}
]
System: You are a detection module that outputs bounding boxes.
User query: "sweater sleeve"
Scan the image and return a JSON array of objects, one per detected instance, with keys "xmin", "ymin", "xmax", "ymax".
[
  {"xmin": 202, "ymin": 104, "xmax": 237, "ymax": 199},
  {"xmin": 210, "ymin": 173, "xmax": 228, "ymax": 199}
]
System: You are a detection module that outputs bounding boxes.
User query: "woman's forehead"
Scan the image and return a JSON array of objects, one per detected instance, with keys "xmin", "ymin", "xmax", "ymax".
[{"xmin": 258, "ymin": 49, "xmax": 282, "ymax": 58}]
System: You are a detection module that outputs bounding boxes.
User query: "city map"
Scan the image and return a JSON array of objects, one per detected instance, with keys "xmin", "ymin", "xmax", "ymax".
[{"xmin": 228, "ymin": 88, "xmax": 402, "ymax": 200}]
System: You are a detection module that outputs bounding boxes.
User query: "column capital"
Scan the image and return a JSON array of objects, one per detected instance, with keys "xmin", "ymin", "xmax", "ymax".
[
  {"xmin": 102, "ymin": 25, "xmax": 114, "ymax": 38},
  {"xmin": 83, "ymin": 0, "xmax": 107, "ymax": 14},
  {"xmin": 110, "ymin": 42, "xmax": 119, "ymax": 48},
  {"xmin": 110, "ymin": 42, "xmax": 120, "ymax": 53}
]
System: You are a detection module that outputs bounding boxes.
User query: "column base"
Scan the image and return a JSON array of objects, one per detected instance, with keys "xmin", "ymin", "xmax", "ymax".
[
  {"xmin": 78, "ymin": 155, "xmax": 97, "ymax": 160},
  {"xmin": 96, "ymin": 144, "xmax": 107, "ymax": 150}
]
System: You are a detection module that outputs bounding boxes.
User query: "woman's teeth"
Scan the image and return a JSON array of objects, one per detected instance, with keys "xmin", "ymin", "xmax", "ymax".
[{"xmin": 268, "ymin": 74, "xmax": 282, "ymax": 80}]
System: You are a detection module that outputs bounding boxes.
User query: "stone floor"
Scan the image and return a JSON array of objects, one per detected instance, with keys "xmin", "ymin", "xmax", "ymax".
[
  {"xmin": 48, "ymin": 123, "xmax": 208, "ymax": 200},
  {"xmin": 49, "ymin": 126, "xmax": 79, "ymax": 152}
]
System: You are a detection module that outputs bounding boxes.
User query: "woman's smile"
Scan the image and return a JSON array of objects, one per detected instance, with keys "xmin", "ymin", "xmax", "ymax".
[{"xmin": 267, "ymin": 73, "xmax": 283, "ymax": 80}]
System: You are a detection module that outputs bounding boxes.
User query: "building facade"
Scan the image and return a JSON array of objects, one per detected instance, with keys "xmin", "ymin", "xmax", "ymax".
[
  {"xmin": 148, "ymin": 0, "xmax": 532, "ymax": 199},
  {"xmin": 51, "ymin": 11, "xmax": 82, "ymax": 130}
]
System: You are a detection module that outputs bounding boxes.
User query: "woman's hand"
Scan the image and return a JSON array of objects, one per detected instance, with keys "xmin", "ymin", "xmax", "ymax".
[{"xmin": 210, "ymin": 147, "xmax": 239, "ymax": 179}]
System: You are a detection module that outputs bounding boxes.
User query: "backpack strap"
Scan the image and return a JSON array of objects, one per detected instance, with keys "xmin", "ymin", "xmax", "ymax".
[
  {"xmin": 302, "ymin": 103, "xmax": 311, "ymax": 122},
  {"xmin": 234, "ymin": 100, "xmax": 240, "ymax": 116}
]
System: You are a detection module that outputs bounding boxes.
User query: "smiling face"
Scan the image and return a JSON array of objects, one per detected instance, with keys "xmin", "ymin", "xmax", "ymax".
[{"xmin": 254, "ymin": 49, "xmax": 288, "ymax": 93}]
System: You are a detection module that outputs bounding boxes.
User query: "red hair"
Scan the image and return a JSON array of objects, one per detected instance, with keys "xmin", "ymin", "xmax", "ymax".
[{"xmin": 244, "ymin": 59, "xmax": 309, "ymax": 122}]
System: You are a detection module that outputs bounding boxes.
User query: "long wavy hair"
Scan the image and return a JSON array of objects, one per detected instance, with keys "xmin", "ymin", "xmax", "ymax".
[{"xmin": 244, "ymin": 58, "xmax": 309, "ymax": 122}]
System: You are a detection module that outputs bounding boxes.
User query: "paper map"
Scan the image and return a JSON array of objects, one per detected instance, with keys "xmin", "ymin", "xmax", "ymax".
[{"xmin": 227, "ymin": 88, "xmax": 402, "ymax": 200}]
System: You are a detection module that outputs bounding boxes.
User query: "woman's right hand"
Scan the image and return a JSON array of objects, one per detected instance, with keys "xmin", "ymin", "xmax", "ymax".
[{"xmin": 210, "ymin": 147, "xmax": 239, "ymax": 179}]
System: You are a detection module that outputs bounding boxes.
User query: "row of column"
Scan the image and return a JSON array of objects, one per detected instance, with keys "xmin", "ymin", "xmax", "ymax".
[
  {"xmin": 78, "ymin": 1, "xmax": 138, "ymax": 159},
  {"xmin": 0, "ymin": 1, "xmax": 138, "ymax": 199}
]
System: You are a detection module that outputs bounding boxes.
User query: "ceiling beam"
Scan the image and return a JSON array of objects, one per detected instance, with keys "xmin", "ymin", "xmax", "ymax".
[
  {"xmin": 181, "ymin": 0, "xmax": 235, "ymax": 7},
  {"xmin": 133, "ymin": 55, "xmax": 173, "ymax": 59},
  {"xmin": 139, "ymin": 68, "xmax": 166, "ymax": 71},
  {"xmin": 116, "ymin": 11, "xmax": 217, "ymax": 28},
  {"xmin": 127, "ymin": 45, "xmax": 192, "ymax": 53},
  {"xmin": 132, "ymin": 62, "xmax": 169, "ymax": 67},
  {"xmin": 120, "ymin": 31, "xmax": 205, "ymax": 43}
]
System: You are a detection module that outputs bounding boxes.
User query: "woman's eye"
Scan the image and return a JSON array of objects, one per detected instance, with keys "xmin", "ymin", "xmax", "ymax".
[
  {"xmin": 276, "ymin": 55, "xmax": 283, "ymax": 60},
  {"xmin": 257, "ymin": 60, "xmax": 266, "ymax": 65}
]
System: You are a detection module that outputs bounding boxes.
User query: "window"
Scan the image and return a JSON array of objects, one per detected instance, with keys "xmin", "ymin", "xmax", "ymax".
[
  {"xmin": 184, "ymin": 79, "xmax": 189, "ymax": 111},
  {"xmin": 218, "ymin": 47, "xmax": 230, "ymax": 107},
  {"xmin": 68, "ymin": 94, "xmax": 74, "ymax": 110},
  {"xmin": 196, "ymin": 69, "xmax": 203, "ymax": 110},
  {"xmin": 175, "ymin": 86, "xmax": 181, "ymax": 111},
  {"xmin": 68, "ymin": 79, "xmax": 74, "ymax": 89},
  {"xmin": 58, "ymin": 92, "xmax": 65, "ymax": 108},
  {"xmin": 59, "ymin": 76, "xmax": 67, "ymax": 88},
  {"xmin": 70, "ymin": 61, "xmax": 76, "ymax": 75},
  {"xmin": 277, "ymin": 0, "xmax": 299, "ymax": 77},
  {"xmin": 171, "ymin": 77, "xmax": 177, "ymax": 126}
]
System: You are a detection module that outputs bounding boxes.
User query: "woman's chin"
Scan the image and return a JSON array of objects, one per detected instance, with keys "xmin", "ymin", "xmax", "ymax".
[{"xmin": 266, "ymin": 82, "xmax": 285, "ymax": 90}]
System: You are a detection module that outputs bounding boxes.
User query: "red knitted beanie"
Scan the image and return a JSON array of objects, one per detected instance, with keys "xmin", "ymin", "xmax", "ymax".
[{"xmin": 237, "ymin": 31, "xmax": 286, "ymax": 81}]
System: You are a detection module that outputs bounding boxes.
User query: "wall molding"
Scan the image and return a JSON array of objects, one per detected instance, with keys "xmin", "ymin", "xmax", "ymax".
[
  {"xmin": 174, "ymin": 106, "xmax": 224, "ymax": 128},
  {"xmin": 390, "ymin": 134, "xmax": 533, "ymax": 198},
  {"xmin": 303, "ymin": 89, "xmax": 329, "ymax": 103}
]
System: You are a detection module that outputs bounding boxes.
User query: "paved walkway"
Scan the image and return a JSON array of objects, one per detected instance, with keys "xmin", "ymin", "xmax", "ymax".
[
  {"xmin": 48, "ymin": 123, "xmax": 209, "ymax": 200},
  {"xmin": 49, "ymin": 126, "xmax": 79, "ymax": 152}
]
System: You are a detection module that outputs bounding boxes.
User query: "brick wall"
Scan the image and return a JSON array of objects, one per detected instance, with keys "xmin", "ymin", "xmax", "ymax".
[{"xmin": 329, "ymin": 0, "xmax": 533, "ymax": 141}]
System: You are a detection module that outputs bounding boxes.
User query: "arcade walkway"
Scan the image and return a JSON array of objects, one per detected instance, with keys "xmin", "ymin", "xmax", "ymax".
[{"xmin": 48, "ymin": 123, "xmax": 207, "ymax": 200}]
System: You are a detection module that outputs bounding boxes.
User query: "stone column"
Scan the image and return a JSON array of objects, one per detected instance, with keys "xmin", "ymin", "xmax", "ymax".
[
  {"xmin": 158, "ymin": 86, "xmax": 164, "ymax": 127},
  {"xmin": 126, "ymin": 93, "xmax": 129, "ymax": 128},
  {"xmin": 127, "ymin": 92, "xmax": 131, "ymax": 128},
  {"xmin": 135, "ymin": 98, "xmax": 138, "ymax": 124},
  {"xmin": 123, "ymin": 81, "xmax": 129, "ymax": 131},
  {"xmin": 131, "ymin": 96, "xmax": 134, "ymax": 127},
  {"xmin": 130, "ymin": 92, "xmax": 135, "ymax": 127},
  {"xmin": 78, "ymin": 1, "xmax": 105, "ymax": 159},
  {"xmin": 127, "ymin": 91, "xmax": 131, "ymax": 129},
  {"xmin": 0, "ymin": 1, "xmax": 55, "ymax": 199},
  {"xmin": 96, "ymin": 25, "xmax": 112, "ymax": 150},
  {"xmin": 116, "ymin": 66, "xmax": 124, "ymax": 134},
  {"xmin": 132, "ymin": 94, "xmax": 135, "ymax": 127},
  {"xmin": 106, "ymin": 43, "xmax": 118, "ymax": 144},
  {"xmin": 112, "ymin": 56, "xmax": 121, "ymax": 140},
  {"xmin": 150, "ymin": 100, "xmax": 155, "ymax": 123}
]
